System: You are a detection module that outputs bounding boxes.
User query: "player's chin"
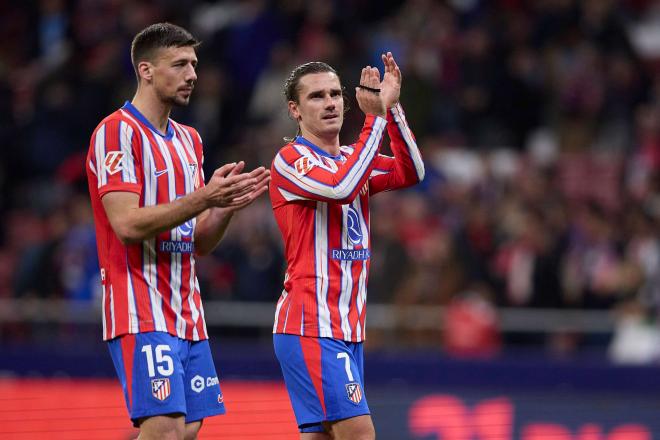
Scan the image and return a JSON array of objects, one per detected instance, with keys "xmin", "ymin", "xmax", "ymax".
[
  {"xmin": 172, "ymin": 95, "xmax": 191, "ymax": 107},
  {"xmin": 322, "ymin": 117, "xmax": 343, "ymax": 131}
]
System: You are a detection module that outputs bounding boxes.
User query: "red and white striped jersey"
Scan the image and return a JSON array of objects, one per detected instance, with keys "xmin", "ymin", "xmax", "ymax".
[
  {"xmin": 86, "ymin": 101, "xmax": 208, "ymax": 341},
  {"xmin": 270, "ymin": 104, "xmax": 425, "ymax": 342}
]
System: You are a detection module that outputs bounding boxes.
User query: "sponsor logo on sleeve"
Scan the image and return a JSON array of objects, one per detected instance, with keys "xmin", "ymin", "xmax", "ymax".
[
  {"xmin": 104, "ymin": 151, "xmax": 124, "ymax": 175},
  {"xmin": 151, "ymin": 378, "xmax": 171, "ymax": 401}
]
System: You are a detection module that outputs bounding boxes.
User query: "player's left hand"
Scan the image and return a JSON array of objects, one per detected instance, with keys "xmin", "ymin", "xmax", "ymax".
[
  {"xmin": 380, "ymin": 52, "xmax": 401, "ymax": 108},
  {"xmin": 224, "ymin": 166, "xmax": 271, "ymax": 211}
]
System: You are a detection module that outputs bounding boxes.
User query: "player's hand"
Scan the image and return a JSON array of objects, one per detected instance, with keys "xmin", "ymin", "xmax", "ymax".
[
  {"xmin": 380, "ymin": 52, "xmax": 401, "ymax": 108},
  {"xmin": 355, "ymin": 65, "xmax": 386, "ymax": 117},
  {"xmin": 204, "ymin": 161, "xmax": 257, "ymax": 208},
  {"xmin": 222, "ymin": 166, "xmax": 271, "ymax": 212}
]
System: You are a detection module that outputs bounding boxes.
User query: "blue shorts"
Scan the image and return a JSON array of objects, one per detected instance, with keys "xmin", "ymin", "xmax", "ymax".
[
  {"xmin": 108, "ymin": 332, "xmax": 226, "ymax": 426},
  {"xmin": 273, "ymin": 334, "xmax": 370, "ymax": 433}
]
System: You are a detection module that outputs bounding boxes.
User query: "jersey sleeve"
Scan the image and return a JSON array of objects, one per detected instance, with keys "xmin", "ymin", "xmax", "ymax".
[
  {"xmin": 271, "ymin": 114, "xmax": 387, "ymax": 204},
  {"xmin": 368, "ymin": 103, "xmax": 425, "ymax": 195},
  {"xmin": 88, "ymin": 117, "xmax": 143, "ymax": 198}
]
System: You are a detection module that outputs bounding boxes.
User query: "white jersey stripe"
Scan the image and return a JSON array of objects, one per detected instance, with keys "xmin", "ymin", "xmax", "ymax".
[
  {"xmin": 189, "ymin": 256, "xmax": 200, "ymax": 341},
  {"xmin": 273, "ymin": 289, "xmax": 288, "ymax": 332},
  {"xmin": 391, "ymin": 104, "xmax": 425, "ymax": 181},
  {"xmin": 195, "ymin": 276, "xmax": 207, "ymax": 340},
  {"xmin": 95, "ymin": 124, "xmax": 106, "ymax": 187},
  {"xmin": 101, "ymin": 283, "xmax": 107, "ymax": 337},
  {"xmin": 315, "ymin": 202, "xmax": 332, "ymax": 337},
  {"xmin": 119, "ymin": 121, "xmax": 137, "ymax": 184},
  {"xmin": 109, "ymin": 285, "xmax": 116, "ymax": 338},
  {"xmin": 277, "ymin": 187, "xmax": 310, "ymax": 202},
  {"xmin": 126, "ymin": 257, "xmax": 139, "ymax": 333}
]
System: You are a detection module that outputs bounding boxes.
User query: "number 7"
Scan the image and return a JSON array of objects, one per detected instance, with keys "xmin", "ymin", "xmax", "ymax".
[{"xmin": 337, "ymin": 352, "xmax": 354, "ymax": 381}]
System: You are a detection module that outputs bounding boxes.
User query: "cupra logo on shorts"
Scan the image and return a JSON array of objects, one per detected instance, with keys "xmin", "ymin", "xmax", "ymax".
[{"xmin": 191, "ymin": 375, "xmax": 205, "ymax": 393}]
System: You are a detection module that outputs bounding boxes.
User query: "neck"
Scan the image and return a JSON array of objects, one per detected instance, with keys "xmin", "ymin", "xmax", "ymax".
[
  {"xmin": 131, "ymin": 87, "xmax": 171, "ymax": 133},
  {"xmin": 300, "ymin": 131, "xmax": 340, "ymax": 156}
]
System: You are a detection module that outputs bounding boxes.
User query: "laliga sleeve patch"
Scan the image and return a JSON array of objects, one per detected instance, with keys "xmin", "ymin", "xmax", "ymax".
[
  {"xmin": 294, "ymin": 156, "xmax": 317, "ymax": 177},
  {"xmin": 104, "ymin": 151, "xmax": 125, "ymax": 175}
]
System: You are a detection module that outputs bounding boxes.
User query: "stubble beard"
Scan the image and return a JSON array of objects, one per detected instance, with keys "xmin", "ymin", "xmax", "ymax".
[{"xmin": 157, "ymin": 87, "xmax": 191, "ymax": 108}]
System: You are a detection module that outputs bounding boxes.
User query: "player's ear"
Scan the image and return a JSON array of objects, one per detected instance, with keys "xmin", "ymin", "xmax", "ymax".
[
  {"xmin": 137, "ymin": 61, "xmax": 154, "ymax": 83},
  {"xmin": 288, "ymin": 101, "xmax": 301, "ymax": 121}
]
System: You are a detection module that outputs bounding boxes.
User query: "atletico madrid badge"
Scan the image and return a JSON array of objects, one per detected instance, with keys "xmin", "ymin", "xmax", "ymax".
[
  {"xmin": 151, "ymin": 378, "xmax": 171, "ymax": 401},
  {"xmin": 345, "ymin": 382, "xmax": 362, "ymax": 404}
]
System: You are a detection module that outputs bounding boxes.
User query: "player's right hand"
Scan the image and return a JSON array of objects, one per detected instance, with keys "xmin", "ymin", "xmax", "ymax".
[
  {"xmin": 355, "ymin": 66, "xmax": 386, "ymax": 117},
  {"xmin": 204, "ymin": 161, "xmax": 257, "ymax": 208}
]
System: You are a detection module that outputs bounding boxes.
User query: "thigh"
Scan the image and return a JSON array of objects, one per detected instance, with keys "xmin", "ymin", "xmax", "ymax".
[
  {"xmin": 182, "ymin": 339, "xmax": 226, "ymax": 423},
  {"xmin": 108, "ymin": 332, "xmax": 187, "ymax": 425},
  {"xmin": 273, "ymin": 334, "xmax": 370, "ymax": 432}
]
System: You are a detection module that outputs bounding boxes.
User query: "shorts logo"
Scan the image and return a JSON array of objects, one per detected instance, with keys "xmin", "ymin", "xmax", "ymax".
[
  {"xmin": 191, "ymin": 375, "xmax": 205, "ymax": 393},
  {"xmin": 294, "ymin": 156, "xmax": 316, "ymax": 176},
  {"xmin": 104, "ymin": 151, "xmax": 124, "ymax": 175},
  {"xmin": 346, "ymin": 382, "xmax": 362, "ymax": 404},
  {"xmin": 218, "ymin": 394, "xmax": 224, "ymax": 404},
  {"xmin": 151, "ymin": 378, "xmax": 171, "ymax": 401}
]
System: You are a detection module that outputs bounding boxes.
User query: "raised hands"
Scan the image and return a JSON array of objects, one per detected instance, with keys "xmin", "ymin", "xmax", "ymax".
[
  {"xmin": 356, "ymin": 65, "xmax": 386, "ymax": 117},
  {"xmin": 355, "ymin": 52, "xmax": 402, "ymax": 117},
  {"xmin": 380, "ymin": 52, "xmax": 401, "ymax": 109},
  {"xmin": 204, "ymin": 161, "xmax": 270, "ymax": 211}
]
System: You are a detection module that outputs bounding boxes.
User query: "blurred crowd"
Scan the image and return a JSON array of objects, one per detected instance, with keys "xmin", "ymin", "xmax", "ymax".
[{"xmin": 2, "ymin": 0, "xmax": 660, "ymax": 360}]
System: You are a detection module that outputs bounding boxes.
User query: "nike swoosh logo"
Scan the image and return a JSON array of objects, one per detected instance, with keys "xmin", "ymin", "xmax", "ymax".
[{"xmin": 154, "ymin": 169, "xmax": 168, "ymax": 177}]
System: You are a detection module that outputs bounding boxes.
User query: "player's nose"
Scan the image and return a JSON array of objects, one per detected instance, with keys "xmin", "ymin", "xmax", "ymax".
[
  {"xmin": 324, "ymin": 95, "xmax": 335, "ymax": 109},
  {"xmin": 185, "ymin": 65, "xmax": 197, "ymax": 82}
]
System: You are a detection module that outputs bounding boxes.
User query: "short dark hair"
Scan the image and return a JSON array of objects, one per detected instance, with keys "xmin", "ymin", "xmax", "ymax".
[
  {"xmin": 131, "ymin": 22, "xmax": 200, "ymax": 77},
  {"xmin": 284, "ymin": 61, "xmax": 340, "ymax": 103}
]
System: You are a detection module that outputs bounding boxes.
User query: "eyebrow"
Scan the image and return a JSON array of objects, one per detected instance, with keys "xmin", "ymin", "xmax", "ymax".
[{"xmin": 306, "ymin": 88, "xmax": 342, "ymax": 98}]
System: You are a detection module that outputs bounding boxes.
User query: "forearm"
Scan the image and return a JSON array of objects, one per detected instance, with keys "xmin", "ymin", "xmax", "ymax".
[
  {"xmin": 103, "ymin": 188, "xmax": 210, "ymax": 244},
  {"xmin": 386, "ymin": 103, "xmax": 425, "ymax": 184},
  {"xmin": 194, "ymin": 207, "xmax": 234, "ymax": 256}
]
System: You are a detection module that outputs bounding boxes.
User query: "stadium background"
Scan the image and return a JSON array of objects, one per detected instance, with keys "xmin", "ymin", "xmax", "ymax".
[{"xmin": 2, "ymin": 0, "xmax": 660, "ymax": 438}]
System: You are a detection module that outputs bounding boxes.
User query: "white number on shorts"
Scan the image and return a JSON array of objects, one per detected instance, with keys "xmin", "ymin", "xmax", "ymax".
[
  {"xmin": 141, "ymin": 344, "xmax": 174, "ymax": 377},
  {"xmin": 336, "ymin": 352, "xmax": 354, "ymax": 381}
]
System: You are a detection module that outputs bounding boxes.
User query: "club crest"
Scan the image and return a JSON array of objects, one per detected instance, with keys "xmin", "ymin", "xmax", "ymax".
[
  {"xmin": 345, "ymin": 382, "xmax": 362, "ymax": 404},
  {"xmin": 294, "ymin": 156, "xmax": 316, "ymax": 176},
  {"xmin": 151, "ymin": 378, "xmax": 171, "ymax": 401}
]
